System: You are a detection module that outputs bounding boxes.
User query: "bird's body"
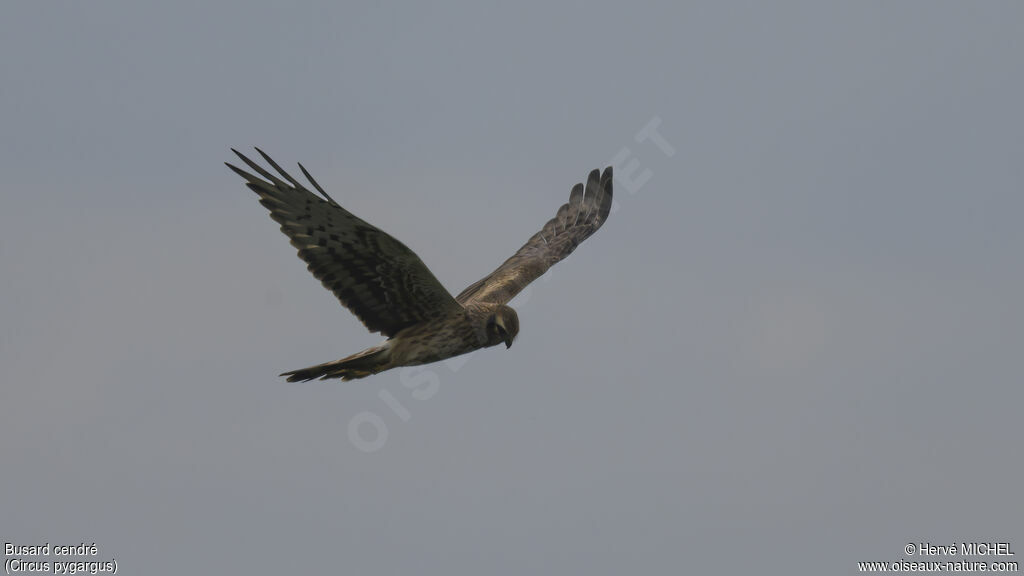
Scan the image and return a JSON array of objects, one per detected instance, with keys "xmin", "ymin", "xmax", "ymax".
[
  {"xmin": 284, "ymin": 301, "xmax": 517, "ymax": 381},
  {"xmin": 226, "ymin": 149, "xmax": 611, "ymax": 381}
]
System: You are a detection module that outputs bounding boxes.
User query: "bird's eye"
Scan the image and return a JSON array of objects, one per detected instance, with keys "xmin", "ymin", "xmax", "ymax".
[{"xmin": 488, "ymin": 316, "xmax": 504, "ymax": 334}]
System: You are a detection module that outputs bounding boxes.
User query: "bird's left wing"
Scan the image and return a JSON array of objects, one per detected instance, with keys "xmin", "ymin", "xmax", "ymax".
[
  {"xmin": 456, "ymin": 167, "xmax": 613, "ymax": 306},
  {"xmin": 227, "ymin": 149, "xmax": 462, "ymax": 338}
]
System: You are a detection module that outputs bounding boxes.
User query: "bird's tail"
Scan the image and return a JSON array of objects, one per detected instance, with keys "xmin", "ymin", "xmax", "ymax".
[{"xmin": 281, "ymin": 343, "xmax": 392, "ymax": 382}]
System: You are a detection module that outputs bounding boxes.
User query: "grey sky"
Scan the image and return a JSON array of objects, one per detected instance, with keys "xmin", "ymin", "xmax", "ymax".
[{"xmin": 2, "ymin": 2, "xmax": 1022, "ymax": 574}]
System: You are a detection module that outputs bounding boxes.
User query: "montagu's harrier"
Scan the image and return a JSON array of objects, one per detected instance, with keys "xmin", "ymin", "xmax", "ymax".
[{"xmin": 227, "ymin": 149, "xmax": 613, "ymax": 381}]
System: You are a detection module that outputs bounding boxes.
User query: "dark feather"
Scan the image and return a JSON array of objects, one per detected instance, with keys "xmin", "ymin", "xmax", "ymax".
[{"xmin": 226, "ymin": 150, "xmax": 461, "ymax": 337}]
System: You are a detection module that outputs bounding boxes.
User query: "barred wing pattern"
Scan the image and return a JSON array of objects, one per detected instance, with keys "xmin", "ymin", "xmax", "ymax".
[
  {"xmin": 456, "ymin": 167, "xmax": 613, "ymax": 306},
  {"xmin": 226, "ymin": 149, "xmax": 462, "ymax": 338}
]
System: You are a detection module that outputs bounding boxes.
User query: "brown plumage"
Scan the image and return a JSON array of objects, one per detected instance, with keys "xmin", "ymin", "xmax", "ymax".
[{"xmin": 226, "ymin": 149, "xmax": 611, "ymax": 381}]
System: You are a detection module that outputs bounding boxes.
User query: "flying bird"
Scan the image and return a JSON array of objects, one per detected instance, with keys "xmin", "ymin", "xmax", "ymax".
[{"xmin": 226, "ymin": 149, "xmax": 613, "ymax": 381}]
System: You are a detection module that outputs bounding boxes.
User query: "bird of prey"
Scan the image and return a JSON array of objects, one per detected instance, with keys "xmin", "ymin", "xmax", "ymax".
[{"xmin": 226, "ymin": 149, "xmax": 613, "ymax": 381}]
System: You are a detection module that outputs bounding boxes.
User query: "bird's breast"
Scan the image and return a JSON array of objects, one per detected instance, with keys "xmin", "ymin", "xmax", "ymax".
[{"xmin": 388, "ymin": 313, "xmax": 485, "ymax": 367}]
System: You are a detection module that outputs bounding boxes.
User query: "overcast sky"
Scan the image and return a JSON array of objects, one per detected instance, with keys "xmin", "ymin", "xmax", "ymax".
[{"xmin": 2, "ymin": 2, "xmax": 1022, "ymax": 574}]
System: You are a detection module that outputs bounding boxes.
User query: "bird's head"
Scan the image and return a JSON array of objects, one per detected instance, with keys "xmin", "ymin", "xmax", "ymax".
[{"xmin": 486, "ymin": 305, "xmax": 520, "ymax": 349}]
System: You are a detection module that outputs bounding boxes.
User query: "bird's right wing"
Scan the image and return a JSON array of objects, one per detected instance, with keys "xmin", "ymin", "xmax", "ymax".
[
  {"xmin": 227, "ymin": 149, "xmax": 462, "ymax": 338},
  {"xmin": 456, "ymin": 167, "xmax": 613, "ymax": 306}
]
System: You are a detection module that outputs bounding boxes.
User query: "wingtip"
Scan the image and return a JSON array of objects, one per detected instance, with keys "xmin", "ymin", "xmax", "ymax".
[{"xmin": 224, "ymin": 161, "xmax": 251, "ymax": 180}]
